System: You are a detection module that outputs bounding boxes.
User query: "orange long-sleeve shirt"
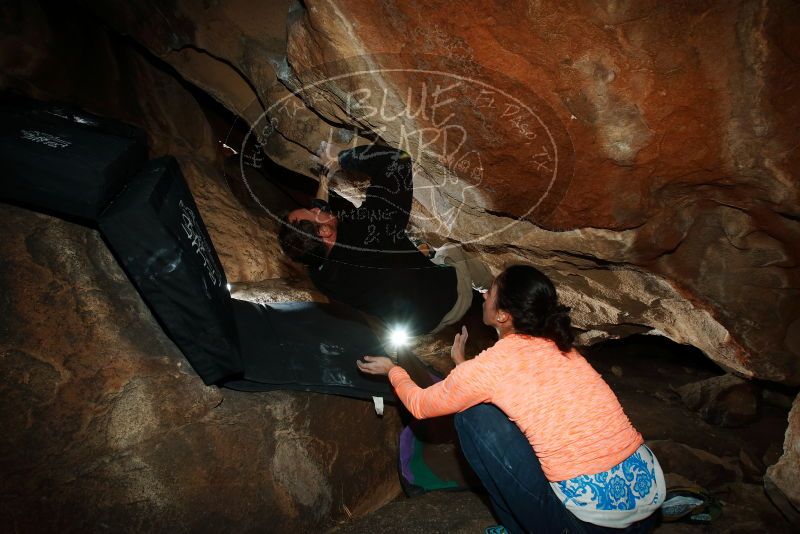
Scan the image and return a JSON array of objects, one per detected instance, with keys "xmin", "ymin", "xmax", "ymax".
[{"xmin": 388, "ymin": 334, "xmax": 643, "ymax": 481}]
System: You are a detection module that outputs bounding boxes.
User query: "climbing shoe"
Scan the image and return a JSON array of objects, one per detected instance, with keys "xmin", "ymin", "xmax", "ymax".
[{"xmin": 662, "ymin": 486, "xmax": 722, "ymax": 524}]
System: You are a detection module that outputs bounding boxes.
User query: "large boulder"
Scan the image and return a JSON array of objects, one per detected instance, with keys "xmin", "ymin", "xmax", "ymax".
[
  {"xmin": 281, "ymin": 0, "xmax": 800, "ymax": 384},
  {"xmin": 647, "ymin": 439, "xmax": 742, "ymax": 489},
  {"xmin": 765, "ymin": 393, "xmax": 800, "ymax": 526},
  {"xmin": 75, "ymin": 0, "xmax": 800, "ymax": 384},
  {"xmin": 677, "ymin": 374, "xmax": 760, "ymax": 428},
  {"xmin": 0, "ymin": 205, "xmax": 402, "ymax": 532}
]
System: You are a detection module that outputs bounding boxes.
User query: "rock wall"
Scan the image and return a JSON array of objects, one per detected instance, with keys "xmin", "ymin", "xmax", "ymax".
[
  {"xmin": 766, "ymin": 393, "xmax": 800, "ymax": 525},
  {"xmin": 76, "ymin": 0, "xmax": 800, "ymax": 384},
  {"xmin": 0, "ymin": 205, "xmax": 402, "ymax": 533}
]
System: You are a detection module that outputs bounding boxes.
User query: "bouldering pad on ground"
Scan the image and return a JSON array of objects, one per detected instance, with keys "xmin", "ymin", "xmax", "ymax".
[{"xmin": 226, "ymin": 299, "xmax": 395, "ymax": 401}]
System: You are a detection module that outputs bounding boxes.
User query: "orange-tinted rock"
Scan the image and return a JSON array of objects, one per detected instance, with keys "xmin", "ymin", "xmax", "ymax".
[
  {"xmin": 70, "ymin": 0, "xmax": 800, "ymax": 383},
  {"xmin": 282, "ymin": 0, "xmax": 800, "ymax": 383}
]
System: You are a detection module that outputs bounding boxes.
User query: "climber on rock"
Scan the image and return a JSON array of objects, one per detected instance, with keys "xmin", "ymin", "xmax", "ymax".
[{"xmin": 278, "ymin": 140, "xmax": 491, "ymax": 336}]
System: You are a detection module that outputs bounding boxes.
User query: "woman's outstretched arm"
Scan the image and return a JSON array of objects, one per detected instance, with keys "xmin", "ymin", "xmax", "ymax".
[{"xmin": 357, "ymin": 341, "xmax": 499, "ymax": 419}]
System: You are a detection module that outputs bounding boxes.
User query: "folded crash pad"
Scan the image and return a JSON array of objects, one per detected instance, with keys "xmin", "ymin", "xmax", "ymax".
[
  {"xmin": 99, "ymin": 155, "xmax": 394, "ymax": 400},
  {"xmin": 98, "ymin": 156, "xmax": 241, "ymax": 385},
  {"xmin": 226, "ymin": 299, "xmax": 395, "ymax": 401},
  {"xmin": 0, "ymin": 95, "xmax": 147, "ymax": 220}
]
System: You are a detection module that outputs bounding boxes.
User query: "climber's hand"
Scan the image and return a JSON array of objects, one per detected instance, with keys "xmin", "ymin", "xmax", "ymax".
[
  {"xmin": 317, "ymin": 140, "xmax": 341, "ymax": 177},
  {"xmin": 451, "ymin": 325, "xmax": 468, "ymax": 366},
  {"xmin": 357, "ymin": 355, "xmax": 395, "ymax": 376}
]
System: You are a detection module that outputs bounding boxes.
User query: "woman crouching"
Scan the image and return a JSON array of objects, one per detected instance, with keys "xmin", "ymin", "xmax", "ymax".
[{"xmin": 358, "ymin": 264, "xmax": 664, "ymax": 533}]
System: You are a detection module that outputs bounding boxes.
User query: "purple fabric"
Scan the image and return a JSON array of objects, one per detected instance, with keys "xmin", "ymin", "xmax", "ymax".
[
  {"xmin": 398, "ymin": 372, "xmax": 444, "ymax": 486},
  {"xmin": 399, "ymin": 425, "xmax": 416, "ymax": 484}
]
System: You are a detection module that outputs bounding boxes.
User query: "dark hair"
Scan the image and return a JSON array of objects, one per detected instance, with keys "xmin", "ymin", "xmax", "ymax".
[
  {"xmin": 278, "ymin": 217, "xmax": 327, "ymax": 267},
  {"xmin": 495, "ymin": 264, "xmax": 574, "ymax": 352}
]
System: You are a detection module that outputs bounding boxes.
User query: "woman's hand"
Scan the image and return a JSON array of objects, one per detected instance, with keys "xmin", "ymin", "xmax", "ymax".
[
  {"xmin": 356, "ymin": 355, "xmax": 395, "ymax": 376},
  {"xmin": 451, "ymin": 325, "xmax": 468, "ymax": 366}
]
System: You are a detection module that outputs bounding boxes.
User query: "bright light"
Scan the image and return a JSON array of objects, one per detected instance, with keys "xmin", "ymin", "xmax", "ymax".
[
  {"xmin": 389, "ymin": 327, "xmax": 409, "ymax": 347},
  {"xmin": 226, "ymin": 283, "xmax": 232, "ymax": 291}
]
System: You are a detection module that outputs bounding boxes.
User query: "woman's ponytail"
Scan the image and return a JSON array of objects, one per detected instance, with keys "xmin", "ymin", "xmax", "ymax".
[
  {"xmin": 542, "ymin": 304, "xmax": 574, "ymax": 352},
  {"xmin": 495, "ymin": 265, "xmax": 574, "ymax": 352}
]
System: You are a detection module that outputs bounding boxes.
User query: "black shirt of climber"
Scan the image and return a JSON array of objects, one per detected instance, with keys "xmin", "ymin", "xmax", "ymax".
[{"xmin": 310, "ymin": 144, "xmax": 457, "ymax": 335}]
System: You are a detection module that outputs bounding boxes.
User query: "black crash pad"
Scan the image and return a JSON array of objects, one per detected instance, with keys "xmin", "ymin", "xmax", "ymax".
[
  {"xmin": 0, "ymin": 96, "xmax": 147, "ymax": 220},
  {"xmin": 226, "ymin": 299, "xmax": 395, "ymax": 401},
  {"xmin": 98, "ymin": 156, "xmax": 241, "ymax": 385},
  {"xmin": 98, "ymin": 155, "xmax": 393, "ymax": 400}
]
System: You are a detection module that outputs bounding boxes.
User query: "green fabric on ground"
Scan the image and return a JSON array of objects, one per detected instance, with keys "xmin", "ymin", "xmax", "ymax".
[{"xmin": 409, "ymin": 438, "xmax": 459, "ymax": 491}]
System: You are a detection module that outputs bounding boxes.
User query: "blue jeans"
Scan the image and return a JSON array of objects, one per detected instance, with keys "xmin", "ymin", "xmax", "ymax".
[{"xmin": 454, "ymin": 404, "xmax": 658, "ymax": 534}]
